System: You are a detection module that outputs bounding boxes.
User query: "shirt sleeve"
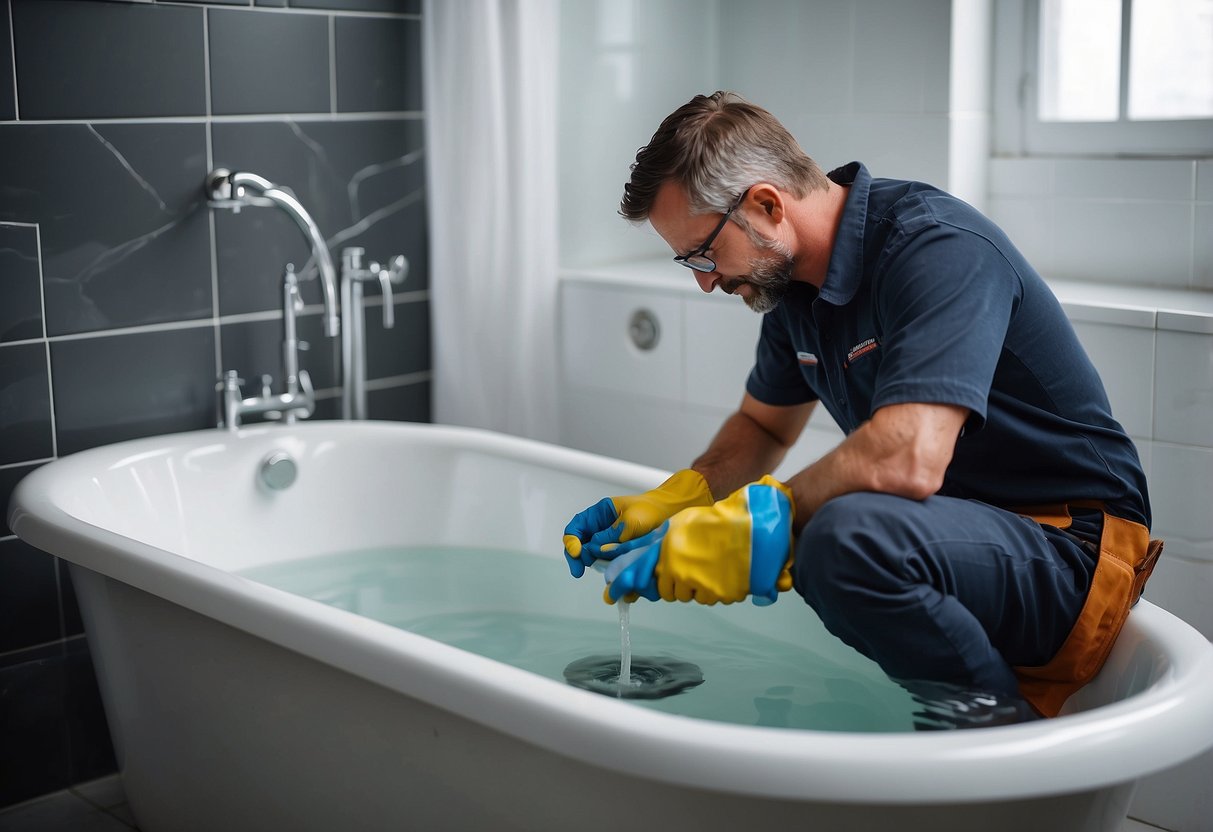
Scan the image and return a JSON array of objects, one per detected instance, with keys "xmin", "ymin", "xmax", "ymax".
[
  {"xmin": 870, "ymin": 216, "xmax": 1023, "ymax": 432},
  {"xmin": 745, "ymin": 309, "xmax": 819, "ymax": 406}
]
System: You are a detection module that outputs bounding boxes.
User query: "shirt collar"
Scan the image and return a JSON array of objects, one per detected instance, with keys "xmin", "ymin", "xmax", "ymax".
[{"xmin": 816, "ymin": 161, "xmax": 870, "ymax": 306}]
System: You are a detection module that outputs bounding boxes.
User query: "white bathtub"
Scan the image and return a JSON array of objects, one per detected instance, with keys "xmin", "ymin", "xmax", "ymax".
[{"xmin": 9, "ymin": 421, "xmax": 1213, "ymax": 832}]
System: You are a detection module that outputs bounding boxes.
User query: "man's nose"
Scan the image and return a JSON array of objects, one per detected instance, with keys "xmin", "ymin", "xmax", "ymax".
[{"xmin": 693, "ymin": 270, "xmax": 717, "ymax": 293}]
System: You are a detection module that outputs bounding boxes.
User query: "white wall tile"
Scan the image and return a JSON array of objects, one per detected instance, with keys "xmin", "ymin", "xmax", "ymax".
[
  {"xmin": 556, "ymin": 0, "xmax": 718, "ymax": 269},
  {"xmin": 852, "ymin": 0, "xmax": 951, "ymax": 114},
  {"xmin": 793, "ymin": 113, "xmax": 951, "ymax": 185},
  {"xmin": 559, "ymin": 384, "xmax": 723, "ymax": 473},
  {"xmin": 1052, "ymin": 159, "xmax": 1195, "ymax": 201},
  {"xmin": 989, "ymin": 158, "xmax": 1054, "ymax": 197},
  {"xmin": 1143, "ymin": 547, "xmax": 1213, "ymax": 635},
  {"xmin": 1070, "ymin": 321, "xmax": 1154, "ymax": 439},
  {"xmin": 683, "ymin": 294, "xmax": 764, "ymax": 410},
  {"xmin": 1195, "ymin": 203, "xmax": 1213, "ymax": 292},
  {"xmin": 1131, "ymin": 748, "xmax": 1213, "ymax": 832},
  {"xmin": 559, "ymin": 282, "xmax": 684, "ymax": 402},
  {"xmin": 1051, "ymin": 200, "xmax": 1193, "ymax": 286},
  {"xmin": 1148, "ymin": 443, "xmax": 1213, "ymax": 557},
  {"xmin": 1153, "ymin": 331, "xmax": 1213, "ymax": 447},
  {"xmin": 720, "ymin": 0, "xmax": 855, "ymax": 117},
  {"xmin": 987, "ymin": 196, "xmax": 1054, "ymax": 272},
  {"xmin": 1197, "ymin": 160, "xmax": 1213, "ymax": 202}
]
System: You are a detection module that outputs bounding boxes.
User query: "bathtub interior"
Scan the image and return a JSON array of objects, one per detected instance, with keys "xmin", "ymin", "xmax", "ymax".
[{"xmin": 37, "ymin": 424, "xmax": 1173, "ymax": 718}]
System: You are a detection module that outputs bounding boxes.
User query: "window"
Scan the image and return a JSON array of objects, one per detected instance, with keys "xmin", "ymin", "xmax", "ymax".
[{"xmin": 997, "ymin": 0, "xmax": 1213, "ymax": 156}]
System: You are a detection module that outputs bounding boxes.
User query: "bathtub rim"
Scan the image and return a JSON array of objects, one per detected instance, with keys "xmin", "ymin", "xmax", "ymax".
[{"xmin": 8, "ymin": 421, "xmax": 1213, "ymax": 805}]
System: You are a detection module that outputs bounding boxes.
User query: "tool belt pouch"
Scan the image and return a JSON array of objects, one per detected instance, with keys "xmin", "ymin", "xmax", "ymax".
[{"xmin": 1012, "ymin": 503, "xmax": 1162, "ymax": 718}]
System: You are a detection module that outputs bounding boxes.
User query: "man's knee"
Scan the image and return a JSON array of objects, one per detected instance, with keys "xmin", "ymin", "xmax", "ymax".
[{"xmin": 792, "ymin": 492, "xmax": 908, "ymax": 608}]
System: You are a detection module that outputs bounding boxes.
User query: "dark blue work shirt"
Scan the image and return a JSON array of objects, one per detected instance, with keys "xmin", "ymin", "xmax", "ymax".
[{"xmin": 746, "ymin": 162, "xmax": 1150, "ymax": 527}]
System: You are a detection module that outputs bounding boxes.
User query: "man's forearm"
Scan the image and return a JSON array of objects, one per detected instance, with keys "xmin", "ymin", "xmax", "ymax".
[{"xmin": 691, "ymin": 410, "xmax": 796, "ymax": 499}]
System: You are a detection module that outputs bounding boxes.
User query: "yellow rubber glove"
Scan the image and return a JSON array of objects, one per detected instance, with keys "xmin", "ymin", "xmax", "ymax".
[
  {"xmin": 562, "ymin": 469, "xmax": 713, "ymax": 578},
  {"xmin": 602, "ymin": 475, "xmax": 795, "ymax": 605}
]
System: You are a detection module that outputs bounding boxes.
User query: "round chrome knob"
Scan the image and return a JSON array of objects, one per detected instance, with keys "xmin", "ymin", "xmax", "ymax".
[
  {"xmin": 259, "ymin": 452, "xmax": 297, "ymax": 491},
  {"xmin": 628, "ymin": 308, "xmax": 661, "ymax": 351}
]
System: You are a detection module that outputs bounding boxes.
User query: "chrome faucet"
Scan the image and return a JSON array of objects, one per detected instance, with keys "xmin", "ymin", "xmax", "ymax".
[
  {"xmin": 340, "ymin": 247, "xmax": 408, "ymax": 420},
  {"xmin": 205, "ymin": 168, "xmax": 340, "ymax": 338},
  {"xmin": 218, "ymin": 264, "xmax": 316, "ymax": 431}
]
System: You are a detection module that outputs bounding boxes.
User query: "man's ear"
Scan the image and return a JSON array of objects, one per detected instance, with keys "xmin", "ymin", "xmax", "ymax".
[{"xmin": 745, "ymin": 182, "xmax": 784, "ymax": 229}]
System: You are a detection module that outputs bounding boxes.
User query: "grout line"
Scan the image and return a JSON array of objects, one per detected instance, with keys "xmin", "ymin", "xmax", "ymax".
[
  {"xmin": 7, "ymin": 0, "xmax": 17, "ymax": 121},
  {"xmin": 329, "ymin": 15, "xmax": 337, "ymax": 116},
  {"xmin": 34, "ymin": 224, "xmax": 58, "ymax": 459},
  {"xmin": 203, "ymin": 5, "xmax": 222, "ymax": 383},
  {"xmin": 0, "ymin": 457, "xmax": 53, "ymax": 470},
  {"xmin": 152, "ymin": 2, "xmax": 419, "ymax": 21},
  {"xmin": 0, "ymin": 111, "xmax": 423, "ymax": 126},
  {"xmin": 363, "ymin": 370, "xmax": 432, "ymax": 392}
]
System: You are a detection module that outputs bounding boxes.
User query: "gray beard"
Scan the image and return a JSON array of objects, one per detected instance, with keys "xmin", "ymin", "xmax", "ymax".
[{"xmin": 726, "ymin": 251, "xmax": 793, "ymax": 313}]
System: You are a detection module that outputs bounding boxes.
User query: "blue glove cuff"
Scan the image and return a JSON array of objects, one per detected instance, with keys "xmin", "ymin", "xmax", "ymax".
[{"xmin": 747, "ymin": 485, "xmax": 792, "ymax": 606}]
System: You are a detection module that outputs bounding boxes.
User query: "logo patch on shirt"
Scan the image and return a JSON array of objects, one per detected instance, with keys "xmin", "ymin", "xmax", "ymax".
[
  {"xmin": 844, "ymin": 337, "xmax": 879, "ymax": 367},
  {"xmin": 796, "ymin": 351, "xmax": 819, "ymax": 366}
]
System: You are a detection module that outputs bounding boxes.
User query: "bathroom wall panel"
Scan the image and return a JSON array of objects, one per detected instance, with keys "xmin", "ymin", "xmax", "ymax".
[
  {"xmin": 560, "ymin": 282, "xmax": 685, "ymax": 402},
  {"xmin": 1069, "ymin": 321, "xmax": 1154, "ymax": 439},
  {"xmin": 11, "ymin": 1, "xmax": 206, "ymax": 119},
  {"xmin": 290, "ymin": 0, "xmax": 419, "ymax": 13},
  {"xmin": 50, "ymin": 327, "xmax": 217, "ymax": 455},
  {"xmin": 1153, "ymin": 330, "xmax": 1213, "ymax": 447},
  {"xmin": 59, "ymin": 636, "xmax": 116, "ymax": 786},
  {"xmin": 0, "ymin": 5, "xmax": 14, "ymax": 121},
  {"xmin": 367, "ymin": 378, "xmax": 431, "ymax": 423},
  {"xmin": 335, "ymin": 16, "xmax": 422, "ymax": 113},
  {"xmin": 852, "ymin": 0, "xmax": 951, "ymax": 114},
  {"xmin": 0, "ymin": 641, "xmax": 72, "ymax": 807},
  {"xmin": 0, "ymin": 123, "xmax": 213, "ymax": 337},
  {"xmin": 1196, "ymin": 203, "xmax": 1213, "ymax": 292},
  {"xmin": 0, "ymin": 224, "xmax": 43, "ymax": 343},
  {"xmin": 1148, "ymin": 443, "xmax": 1213, "ymax": 561},
  {"xmin": 683, "ymin": 294, "xmax": 763, "ymax": 411},
  {"xmin": 0, "ymin": 463, "xmax": 40, "ymax": 537},
  {"xmin": 208, "ymin": 9, "xmax": 331, "ymax": 115},
  {"xmin": 364, "ymin": 298, "xmax": 431, "ymax": 380},
  {"xmin": 0, "ymin": 538, "xmax": 61, "ymax": 654},
  {"xmin": 0, "ymin": 343, "xmax": 53, "ymax": 465},
  {"xmin": 211, "ymin": 118, "xmax": 427, "ymax": 316}
]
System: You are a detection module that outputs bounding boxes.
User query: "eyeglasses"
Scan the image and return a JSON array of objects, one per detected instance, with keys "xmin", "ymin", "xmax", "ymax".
[{"xmin": 672, "ymin": 187, "xmax": 751, "ymax": 273}]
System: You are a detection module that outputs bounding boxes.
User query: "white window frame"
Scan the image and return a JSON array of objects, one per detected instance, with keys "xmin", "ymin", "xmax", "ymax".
[{"xmin": 994, "ymin": 0, "xmax": 1213, "ymax": 157}]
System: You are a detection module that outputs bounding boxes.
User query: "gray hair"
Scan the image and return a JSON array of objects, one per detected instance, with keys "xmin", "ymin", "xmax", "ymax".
[{"xmin": 620, "ymin": 91, "xmax": 829, "ymax": 221}]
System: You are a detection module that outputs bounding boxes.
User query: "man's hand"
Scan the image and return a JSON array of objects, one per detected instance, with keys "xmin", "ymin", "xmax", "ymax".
[
  {"xmin": 562, "ymin": 469, "xmax": 713, "ymax": 577},
  {"xmin": 601, "ymin": 475, "xmax": 795, "ymax": 605}
]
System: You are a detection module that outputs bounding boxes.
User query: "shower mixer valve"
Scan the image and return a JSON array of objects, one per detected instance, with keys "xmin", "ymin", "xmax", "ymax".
[{"xmin": 340, "ymin": 246, "xmax": 409, "ymax": 420}]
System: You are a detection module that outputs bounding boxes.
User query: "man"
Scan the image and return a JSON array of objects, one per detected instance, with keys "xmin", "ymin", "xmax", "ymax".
[{"xmin": 562, "ymin": 92, "xmax": 1162, "ymax": 720}]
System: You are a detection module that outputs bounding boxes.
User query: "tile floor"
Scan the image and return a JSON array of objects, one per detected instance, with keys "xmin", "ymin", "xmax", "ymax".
[{"xmin": 0, "ymin": 774, "xmax": 1176, "ymax": 832}]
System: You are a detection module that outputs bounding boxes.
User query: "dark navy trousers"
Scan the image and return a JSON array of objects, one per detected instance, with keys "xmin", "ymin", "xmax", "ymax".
[{"xmin": 793, "ymin": 492, "xmax": 1097, "ymax": 698}]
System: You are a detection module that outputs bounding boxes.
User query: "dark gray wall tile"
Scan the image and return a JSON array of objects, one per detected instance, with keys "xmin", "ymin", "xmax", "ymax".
[
  {"xmin": 0, "ymin": 641, "xmax": 71, "ymax": 806},
  {"xmin": 0, "ymin": 343, "xmax": 52, "ymax": 465},
  {"xmin": 58, "ymin": 562, "xmax": 82, "ymax": 637},
  {"xmin": 219, "ymin": 312, "xmax": 341, "ymax": 403},
  {"xmin": 255, "ymin": 0, "xmax": 289, "ymax": 6},
  {"xmin": 11, "ymin": 1, "xmax": 205, "ymax": 119},
  {"xmin": 365, "ymin": 298, "xmax": 429, "ymax": 379},
  {"xmin": 51, "ymin": 327, "xmax": 217, "ymax": 455},
  {"xmin": 63, "ymin": 636, "xmax": 116, "ymax": 784},
  {"xmin": 0, "ymin": 4, "xmax": 14, "ymax": 121},
  {"xmin": 0, "ymin": 124, "xmax": 212, "ymax": 337},
  {"xmin": 292, "ymin": 0, "xmax": 419, "ymax": 12},
  {"xmin": 211, "ymin": 119, "xmax": 427, "ymax": 315},
  {"xmin": 1, "ymin": 463, "xmax": 40, "ymax": 538},
  {"xmin": 209, "ymin": 9, "xmax": 330, "ymax": 115},
  {"xmin": 367, "ymin": 379, "xmax": 429, "ymax": 422},
  {"xmin": 0, "ymin": 224, "xmax": 42, "ymax": 342},
  {"xmin": 336, "ymin": 17, "xmax": 422, "ymax": 113},
  {"xmin": 0, "ymin": 539, "xmax": 60, "ymax": 653}
]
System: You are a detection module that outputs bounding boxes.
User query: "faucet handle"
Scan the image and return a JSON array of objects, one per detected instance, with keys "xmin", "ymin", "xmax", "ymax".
[
  {"xmin": 387, "ymin": 254, "xmax": 408, "ymax": 285},
  {"xmin": 217, "ymin": 370, "xmax": 245, "ymax": 392},
  {"xmin": 341, "ymin": 246, "xmax": 366, "ymax": 272},
  {"xmin": 260, "ymin": 374, "xmax": 274, "ymax": 398}
]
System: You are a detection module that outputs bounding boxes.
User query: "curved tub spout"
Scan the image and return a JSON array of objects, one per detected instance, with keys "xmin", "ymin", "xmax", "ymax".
[{"xmin": 206, "ymin": 168, "xmax": 341, "ymax": 338}]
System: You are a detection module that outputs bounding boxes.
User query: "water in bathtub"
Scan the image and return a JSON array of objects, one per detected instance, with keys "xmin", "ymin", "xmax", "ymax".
[{"xmin": 239, "ymin": 546, "xmax": 1022, "ymax": 732}]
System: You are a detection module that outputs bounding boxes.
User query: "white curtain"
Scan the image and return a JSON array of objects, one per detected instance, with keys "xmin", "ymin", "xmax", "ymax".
[{"xmin": 423, "ymin": 0, "xmax": 560, "ymax": 442}]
